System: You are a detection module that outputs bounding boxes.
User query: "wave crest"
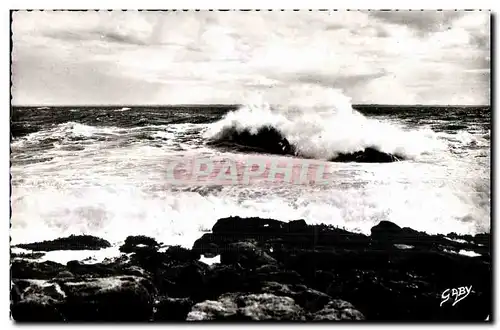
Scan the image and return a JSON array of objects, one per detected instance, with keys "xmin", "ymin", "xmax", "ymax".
[{"xmin": 204, "ymin": 101, "xmax": 445, "ymax": 162}]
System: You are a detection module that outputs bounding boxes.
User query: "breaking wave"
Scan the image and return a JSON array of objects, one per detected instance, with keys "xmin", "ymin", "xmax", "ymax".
[{"xmin": 204, "ymin": 98, "xmax": 446, "ymax": 162}]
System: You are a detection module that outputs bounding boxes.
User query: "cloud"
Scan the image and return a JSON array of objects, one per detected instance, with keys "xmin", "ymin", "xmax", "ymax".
[
  {"xmin": 370, "ymin": 11, "xmax": 464, "ymax": 35},
  {"xmin": 11, "ymin": 10, "xmax": 490, "ymax": 106}
]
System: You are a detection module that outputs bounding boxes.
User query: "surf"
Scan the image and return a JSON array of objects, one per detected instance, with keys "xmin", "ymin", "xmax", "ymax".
[{"xmin": 204, "ymin": 90, "xmax": 445, "ymax": 162}]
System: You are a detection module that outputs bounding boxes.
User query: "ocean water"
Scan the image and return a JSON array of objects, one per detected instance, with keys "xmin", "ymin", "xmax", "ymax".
[{"xmin": 10, "ymin": 101, "xmax": 491, "ymax": 248}]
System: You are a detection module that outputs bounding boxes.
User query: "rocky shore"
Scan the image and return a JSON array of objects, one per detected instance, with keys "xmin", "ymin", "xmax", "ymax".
[{"xmin": 11, "ymin": 217, "xmax": 491, "ymax": 322}]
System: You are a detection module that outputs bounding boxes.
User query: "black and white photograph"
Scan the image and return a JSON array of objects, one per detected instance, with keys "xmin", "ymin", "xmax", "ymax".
[{"xmin": 9, "ymin": 9, "xmax": 491, "ymax": 322}]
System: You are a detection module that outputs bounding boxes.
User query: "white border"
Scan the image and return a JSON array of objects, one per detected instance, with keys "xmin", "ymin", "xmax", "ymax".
[
  {"xmin": 2, "ymin": 0, "xmax": 497, "ymax": 329},
  {"xmin": 2, "ymin": 0, "xmax": 498, "ymax": 10}
]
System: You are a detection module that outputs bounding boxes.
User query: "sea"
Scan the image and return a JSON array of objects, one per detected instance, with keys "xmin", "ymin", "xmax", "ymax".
[{"xmin": 10, "ymin": 101, "xmax": 491, "ymax": 250}]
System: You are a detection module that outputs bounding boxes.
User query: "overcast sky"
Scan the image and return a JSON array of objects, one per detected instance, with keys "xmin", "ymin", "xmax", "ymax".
[{"xmin": 12, "ymin": 10, "xmax": 490, "ymax": 106}]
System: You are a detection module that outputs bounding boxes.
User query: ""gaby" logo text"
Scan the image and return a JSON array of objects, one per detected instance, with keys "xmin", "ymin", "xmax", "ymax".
[{"xmin": 440, "ymin": 285, "xmax": 473, "ymax": 307}]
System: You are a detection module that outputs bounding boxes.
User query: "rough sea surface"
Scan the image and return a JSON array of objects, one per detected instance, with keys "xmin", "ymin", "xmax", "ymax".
[{"xmin": 10, "ymin": 104, "xmax": 491, "ymax": 247}]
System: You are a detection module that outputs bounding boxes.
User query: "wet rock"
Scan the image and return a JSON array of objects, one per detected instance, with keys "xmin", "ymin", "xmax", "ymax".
[
  {"xmin": 313, "ymin": 300, "xmax": 365, "ymax": 321},
  {"xmin": 212, "ymin": 216, "xmax": 285, "ymax": 236},
  {"xmin": 206, "ymin": 126, "xmax": 294, "ymax": 156},
  {"xmin": 370, "ymin": 221, "xmax": 402, "ymax": 241},
  {"xmin": 221, "ymin": 241, "xmax": 277, "ymax": 269},
  {"xmin": 187, "ymin": 293, "xmax": 305, "ymax": 321},
  {"xmin": 11, "ymin": 260, "xmax": 66, "ymax": 280},
  {"xmin": 10, "ymin": 219, "xmax": 491, "ymax": 321},
  {"xmin": 254, "ymin": 265, "xmax": 304, "ymax": 285},
  {"xmin": 237, "ymin": 293, "xmax": 306, "ymax": 321},
  {"xmin": 11, "ymin": 279, "xmax": 66, "ymax": 321},
  {"xmin": 11, "ymin": 251, "xmax": 45, "ymax": 260},
  {"xmin": 119, "ymin": 235, "xmax": 160, "ymax": 254},
  {"xmin": 59, "ymin": 276, "xmax": 155, "ymax": 321},
  {"xmin": 202, "ymin": 264, "xmax": 247, "ymax": 299},
  {"xmin": 332, "ymin": 147, "xmax": 402, "ymax": 163},
  {"xmin": 186, "ymin": 294, "xmax": 239, "ymax": 321},
  {"xmin": 287, "ymin": 219, "xmax": 308, "ymax": 233},
  {"xmin": 154, "ymin": 297, "xmax": 194, "ymax": 321},
  {"xmin": 260, "ymin": 281, "xmax": 331, "ymax": 312},
  {"xmin": 14, "ymin": 235, "xmax": 111, "ymax": 252}
]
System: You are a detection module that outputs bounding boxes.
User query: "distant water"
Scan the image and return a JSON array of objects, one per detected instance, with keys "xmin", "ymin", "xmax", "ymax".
[{"xmin": 10, "ymin": 103, "xmax": 491, "ymax": 247}]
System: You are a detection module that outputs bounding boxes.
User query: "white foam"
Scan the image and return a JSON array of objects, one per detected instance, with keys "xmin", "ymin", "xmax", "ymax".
[
  {"xmin": 10, "ymin": 90, "xmax": 490, "ymax": 249},
  {"xmin": 204, "ymin": 95, "xmax": 446, "ymax": 160},
  {"xmin": 200, "ymin": 254, "xmax": 221, "ymax": 265},
  {"xmin": 444, "ymin": 249, "xmax": 482, "ymax": 258}
]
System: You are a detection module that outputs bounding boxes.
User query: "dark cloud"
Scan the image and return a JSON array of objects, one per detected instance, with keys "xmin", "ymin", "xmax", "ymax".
[
  {"xmin": 44, "ymin": 30, "xmax": 147, "ymax": 45},
  {"xmin": 369, "ymin": 11, "xmax": 464, "ymax": 35},
  {"xmin": 287, "ymin": 71, "xmax": 387, "ymax": 89},
  {"xmin": 470, "ymin": 33, "xmax": 490, "ymax": 49}
]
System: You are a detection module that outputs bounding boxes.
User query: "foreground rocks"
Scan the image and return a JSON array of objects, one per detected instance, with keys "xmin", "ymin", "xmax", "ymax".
[{"xmin": 11, "ymin": 217, "xmax": 491, "ymax": 322}]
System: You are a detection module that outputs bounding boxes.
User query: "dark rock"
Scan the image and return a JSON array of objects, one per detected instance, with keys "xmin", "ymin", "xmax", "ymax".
[
  {"xmin": 10, "ymin": 217, "xmax": 491, "ymax": 322},
  {"xmin": 187, "ymin": 293, "xmax": 305, "ymax": 321},
  {"xmin": 11, "ymin": 251, "xmax": 45, "ymax": 260},
  {"xmin": 254, "ymin": 265, "xmax": 304, "ymax": 285},
  {"xmin": 332, "ymin": 147, "xmax": 403, "ymax": 163},
  {"xmin": 154, "ymin": 297, "xmax": 194, "ymax": 321},
  {"xmin": 260, "ymin": 281, "xmax": 331, "ymax": 312},
  {"xmin": 206, "ymin": 125, "xmax": 295, "ymax": 156},
  {"xmin": 220, "ymin": 241, "xmax": 277, "ymax": 269},
  {"xmin": 11, "ymin": 279, "xmax": 66, "ymax": 321},
  {"xmin": 54, "ymin": 271, "xmax": 75, "ymax": 280},
  {"xmin": 186, "ymin": 294, "xmax": 239, "ymax": 321},
  {"xmin": 287, "ymin": 219, "xmax": 308, "ymax": 233},
  {"xmin": 202, "ymin": 264, "xmax": 246, "ymax": 299},
  {"xmin": 11, "ymin": 260, "xmax": 67, "ymax": 280},
  {"xmin": 59, "ymin": 275, "xmax": 155, "ymax": 321},
  {"xmin": 194, "ymin": 217, "xmax": 370, "ymax": 255},
  {"xmin": 119, "ymin": 235, "xmax": 160, "ymax": 254},
  {"xmin": 370, "ymin": 221, "xmax": 402, "ymax": 241},
  {"xmin": 163, "ymin": 245, "xmax": 199, "ymax": 263},
  {"xmin": 313, "ymin": 300, "xmax": 365, "ymax": 320},
  {"xmin": 212, "ymin": 216, "xmax": 285, "ymax": 235},
  {"xmin": 474, "ymin": 233, "xmax": 490, "ymax": 247},
  {"xmin": 14, "ymin": 235, "xmax": 111, "ymax": 252},
  {"xmin": 236, "ymin": 293, "xmax": 306, "ymax": 320}
]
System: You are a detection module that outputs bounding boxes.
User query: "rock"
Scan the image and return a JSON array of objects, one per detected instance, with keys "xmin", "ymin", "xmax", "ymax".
[
  {"xmin": 237, "ymin": 293, "xmax": 306, "ymax": 321},
  {"xmin": 370, "ymin": 221, "xmax": 402, "ymax": 241},
  {"xmin": 11, "ymin": 279, "xmax": 66, "ymax": 321},
  {"xmin": 55, "ymin": 271, "xmax": 75, "ymax": 280},
  {"xmin": 332, "ymin": 147, "xmax": 402, "ymax": 163},
  {"xmin": 11, "ymin": 260, "xmax": 67, "ymax": 280},
  {"xmin": 14, "ymin": 235, "xmax": 111, "ymax": 251},
  {"xmin": 187, "ymin": 293, "xmax": 305, "ymax": 321},
  {"xmin": 254, "ymin": 265, "xmax": 304, "ymax": 285},
  {"xmin": 260, "ymin": 281, "xmax": 331, "ymax": 312},
  {"xmin": 474, "ymin": 233, "xmax": 490, "ymax": 247},
  {"xmin": 186, "ymin": 294, "xmax": 239, "ymax": 321},
  {"xmin": 195, "ymin": 217, "xmax": 369, "ymax": 254},
  {"xmin": 287, "ymin": 219, "xmax": 308, "ymax": 233},
  {"xmin": 11, "ymin": 251, "xmax": 45, "ymax": 260},
  {"xmin": 212, "ymin": 216, "xmax": 285, "ymax": 235},
  {"xmin": 9, "ymin": 217, "xmax": 491, "ymax": 321},
  {"xmin": 313, "ymin": 299, "xmax": 365, "ymax": 320},
  {"xmin": 119, "ymin": 235, "xmax": 160, "ymax": 254},
  {"xmin": 206, "ymin": 125, "xmax": 295, "ymax": 156},
  {"xmin": 59, "ymin": 276, "xmax": 155, "ymax": 321},
  {"xmin": 202, "ymin": 264, "xmax": 247, "ymax": 299},
  {"xmin": 163, "ymin": 245, "xmax": 199, "ymax": 263},
  {"xmin": 12, "ymin": 274, "xmax": 156, "ymax": 321},
  {"xmin": 220, "ymin": 241, "xmax": 277, "ymax": 269},
  {"xmin": 66, "ymin": 260, "xmax": 120, "ymax": 278},
  {"xmin": 155, "ymin": 297, "xmax": 194, "ymax": 321}
]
